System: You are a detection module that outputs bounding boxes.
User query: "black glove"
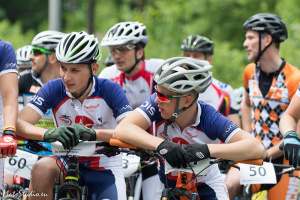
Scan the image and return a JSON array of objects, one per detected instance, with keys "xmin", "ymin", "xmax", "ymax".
[
  {"xmin": 69, "ymin": 124, "xmax": 96, "ymax": 141},
  {"xmin": 44, "ymin": 126, "xmax": 80, "ymax": 149},
  {"xmin": 156, "ymin": 140, "xmax": 210, "ymax": 168},
  {"xmin": 156, "ymin": 140, "xmax": 187, "ymax": 168},
  {"xmin": 282, "ymin": 130, "xmax": 300, "ymax": 167},
  {"xmin": 182, "ymin": 143, "xmax": 210, "ymax": 163}
]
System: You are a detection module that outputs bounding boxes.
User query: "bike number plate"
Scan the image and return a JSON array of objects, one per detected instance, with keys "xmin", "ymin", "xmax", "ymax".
[
  {"xmin": 239, "ymin": 162, "xmax": 277, "ymax": 185},
  {"xmin": 51, "ymin": 141, "xmax": 97, "ymax": 156},
  {"xmin": 5, "ymin": 149, "xmax": 39, "ymax": 180}
]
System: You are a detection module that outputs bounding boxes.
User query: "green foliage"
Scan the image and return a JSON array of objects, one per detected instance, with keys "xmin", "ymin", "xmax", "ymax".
[
  {"xmin": 1, "ymin": 0, "xmax": 300, "ymax": 88},
  {"xmin": 0, "ymin": 20, "xmax": 34, "ymax": 49}
]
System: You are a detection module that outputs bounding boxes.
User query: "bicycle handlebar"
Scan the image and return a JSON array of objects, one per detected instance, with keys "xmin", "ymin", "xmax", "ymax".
[{"xmin": 109, "ymin": 138, "xmax": 137, "ymax": 149}]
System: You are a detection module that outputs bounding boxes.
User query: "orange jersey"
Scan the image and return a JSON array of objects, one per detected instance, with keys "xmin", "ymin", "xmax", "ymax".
[{"xmin": 243, "ymin": 62, "xmax": 300, "ymax": 148}]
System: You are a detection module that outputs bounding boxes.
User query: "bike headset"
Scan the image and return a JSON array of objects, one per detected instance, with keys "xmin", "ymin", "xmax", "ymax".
[
  {"xmin": 55, "ymin": 31, "xmax": 101, "ymax": 99},
  {"xmin": 181, "ymin": 35, "xmax": 214, "ymax": 59},
  {"xmin": 101, "ymin": 21, "xmax": 148, "ymax": 74},
  {"xmin": 243, "ymin": 13, "xmax": 288, "ymax": 66},
  {"xmin": 31, "ymin": 30, "xmax": 66, "ymax": 78},
  {"xmin": 16, "ymin": 45, "xmax": 32, "ymax": 70},
  {"xmin": 154, "ymin": 57, "xmax": 212, "ymax": 134}
]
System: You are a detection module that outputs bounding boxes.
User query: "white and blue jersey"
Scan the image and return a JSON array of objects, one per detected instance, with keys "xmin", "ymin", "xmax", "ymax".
[
  {"xmin": 28, "ymin": 77, "xmax": 132, "ymax": 170},
  {"xmin": 137, "ymin": 94, "xmax": 240, "ymax": 199}
]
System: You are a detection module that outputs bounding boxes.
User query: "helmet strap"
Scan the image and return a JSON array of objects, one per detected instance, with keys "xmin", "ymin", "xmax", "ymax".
[
  {"xmin": 169, "ymin": 95, "xmax": 198, "ymax": 122},
  {"xmin": 124, "ymin": 49, "xmax": 142, "ymax": 74},
  {"xmin": 255, "ymin": 33, "xmax": 273, "ymax": 65},
  {"xmin": 70, "ymin": 64, "xmax": 93, "ymax": 99}
]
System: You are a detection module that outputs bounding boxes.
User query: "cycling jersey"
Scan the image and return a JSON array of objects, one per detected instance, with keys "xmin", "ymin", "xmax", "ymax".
[
  {"xmin": 28, "ymin": 77, "xmax": 131, "ymax": 199},
  {"xmin": 18, "ymin": 70, "xmax": 42, "ymax": 95},
  {"xmin": 137, "ymin": 94, "xmax": 239, "ymax": 199},
  {"xmin": 18, "ymin": 70, "xmax": 55, "ymax": 128},
  {"xmin": 99, "ymin": 59, "xmax": 164, "ymax": 109},
  {"xmin": 0, "ymin": 40, "xmax": 17, "ymax": 189},
  {"xmin": 100, "ymin": 59, "xmax": 165, "ymax": 200},
  {"xmin": 199, "ymin": 81, "xmax": 231, "ymax": 116},
  {"xmin": 243, "ymin": 62, "xmax": 300, "ymax": 148},
  {"xmin": 28, "ymin": 77, "xmax": 132, "ymax": 170},
  {"xmin": 212, "ymin": 79, "xmax": 240, "ymax": 114}
]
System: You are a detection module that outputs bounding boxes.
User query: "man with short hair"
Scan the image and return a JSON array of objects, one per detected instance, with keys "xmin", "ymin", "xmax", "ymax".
[
  {"xmin": 227, "ymin": 13, "xmax": 300, "ymax": 199},
  {"xmin": 16, "ymin": 31, "xmax": 132, "ymax": 200}
]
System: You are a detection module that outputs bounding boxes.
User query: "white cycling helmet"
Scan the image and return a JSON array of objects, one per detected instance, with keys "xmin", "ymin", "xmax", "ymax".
[
  {"xmin": 16, "ymin": 45, "xmax": 32, "ymax": 66},
  {"xmin": 101, "ymin": 21, "xmax": 148, "ymax": 47},
  {"xmin": 56, "ymin": 31, "xmax": 101, "ymax": 64},
  {"xmin": 154, "ymin": 57, "xmax": 212, "ymax": 94},
  {"xmin": 32, "ymin": 30, "xmax": 66, "ymax": 50}
]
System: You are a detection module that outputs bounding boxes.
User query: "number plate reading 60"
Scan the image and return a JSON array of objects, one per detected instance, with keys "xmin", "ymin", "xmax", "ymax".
[
  {"xmin": 5, "ymin": 150, "xmax": 39, "ymax": 180},
  {"xmin": 239, "ymin": 162, "xmax": 276, "ymax": 185}
]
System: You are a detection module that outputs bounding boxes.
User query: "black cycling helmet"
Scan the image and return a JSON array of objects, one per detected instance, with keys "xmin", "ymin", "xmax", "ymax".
[
  {"xmin": 181, "ymin": 35, "xmax": 214, "ymax": 55},
  {"xmin": 243, "ymin": 13, "xmax": 288, "ymax": 43}
]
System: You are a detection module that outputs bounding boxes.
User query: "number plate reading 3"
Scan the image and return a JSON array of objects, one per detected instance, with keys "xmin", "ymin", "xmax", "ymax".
[
  {"xmin": 5, "ymin": 150, "xmax": 39, "ymax": 180},
  {"xmin": 239, "ymin": 162, "xmax": 276, "ymax": 185}
]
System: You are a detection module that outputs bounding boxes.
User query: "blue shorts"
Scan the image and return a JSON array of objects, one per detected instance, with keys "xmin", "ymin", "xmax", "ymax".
[{"xmin": 79, "ymin": 165, "xmax": 124, "ymax": 200}]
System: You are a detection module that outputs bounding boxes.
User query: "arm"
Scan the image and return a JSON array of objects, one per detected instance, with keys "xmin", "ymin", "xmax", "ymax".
[
  {"xmin": 241, "ymin": 90, "xmax": 252, "ymax": 132},
  {"xmin": 16, "ymin": 106, "xmax": 45, "ymax": 140},
  {"xmin": 115, "ymin": 110, "xmax": 163, "ymax": 150},
  {"xmin": 0, "ymin": 72, "xmax": 18, "ymax": 130},
  {"xmin": 279, "ymin": 94, "xmax": 300, "ymax": 135},
  {"xmin": 208, "ymin": 129, "xmax": 266, "ymax": 161}
]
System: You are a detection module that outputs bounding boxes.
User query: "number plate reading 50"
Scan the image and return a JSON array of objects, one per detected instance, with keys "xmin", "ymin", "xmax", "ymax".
[{"xmin": 239, "ymin": 162, "xmax": 277, "ymax": 185}]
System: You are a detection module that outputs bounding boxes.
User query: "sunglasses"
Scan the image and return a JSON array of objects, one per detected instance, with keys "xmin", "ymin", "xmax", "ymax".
[
  {"xmin": 155, "ymin": 85, "xmax": 187, "ymax": 103},
  {"xmin": 32, "ymin": 46, "xmax": 52, "ymax": 56},
  {"xmin": 109, "ymin": 44, "xmax": 136, "ymax": 54}
]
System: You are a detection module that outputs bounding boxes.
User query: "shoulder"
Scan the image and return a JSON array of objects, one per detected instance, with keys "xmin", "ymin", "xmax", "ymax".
[
  {"xmin": 212, "ymin": 79, "xmax": 233, "ymax": 94},
  {"xmin": 243, "ymin": 63, "xmax": 255, "ymax": 76},
  {"xmin": 19, "ymin": 70, "xmax": 32, "ymax": 80},
  {"xmin": 94, "ymin": 77, "xmax": 124, "ymax": 97},
  {"xmin": 144, "ymin": 58, "xmax": 164, "ymax": 73},
  {"xmin": 0, "ymin": 40, "xmax": 17, "ymax": 71},
  {"xmin": 283, "ymin": 63, "xmax": 300, "ymax": 97},
  {"xmin": 0, "ymin": 40, "xmax": 14, "ymax": 54},
  {"xmin": 98, "ymin": 65, "xmax": 121, "ymax": 79},
  {"xmin": 42, "ymin": 78, "xmax": 65, "ymax": 92}
]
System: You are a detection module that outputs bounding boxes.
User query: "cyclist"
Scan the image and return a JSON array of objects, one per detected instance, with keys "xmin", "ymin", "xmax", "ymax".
[
  {"xmin": 16, "ymin": 45, "xmax": 32, "ymax": 73},
  {"xmin": 226, "ymin": 13, "xmax": 300, "ymax": 199},
  {"xmin": 280, "ymin": 88, "xmax": 300, "ymax": 168},
  {"xmin": 180, "ymin": 35, "xmax": 241, "ymax": 126},
  {"xmin": 100, "ymin": 21, "xmax": 164, "ymax": 200},
  {"xmin": 16, "ymin": 31, "xmax": 132, "ymax": 200},
  {"xmin": 19, "ymin": 30, "xmax": 65, "ymax": 95},
  {"xmin": 114, "ymin": 57, "xmax": 265, "ymax": 200},
  {"xmin": 0, "ymin": 40, "xmax": 18, "ymax": 189}
]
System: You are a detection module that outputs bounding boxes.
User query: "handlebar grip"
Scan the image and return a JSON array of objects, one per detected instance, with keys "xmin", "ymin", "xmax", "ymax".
[
  {"xmin": 237, "ymin": 159, "xmax": 263, "ymax": 165},
  {"xmin": 109, "ymin": 138, "xmax": 137, "ymax": 149}
]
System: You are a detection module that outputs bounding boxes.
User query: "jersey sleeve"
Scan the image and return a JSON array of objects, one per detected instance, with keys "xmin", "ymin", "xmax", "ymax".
[
  {"xmin": 198, "ymin": 103, "xmax": 239, "ymax": 143},
  {"xmin": 101, "ymin": 79, "xmax": 132, "ymax": 122},
  {"xmin": 286, "ymin": 69, "xmax": 300, "ymax": 100},
  {"xmin": 136, "ymin": 93, "xmax": 162, "ymax": 125},
  {"xmin": 243, "ymin": 64, "xmax": 255, "ymax": 93},
  {"xmin": 28, "ymin": 80, "xmax": 57, "ymax": 116},
  {"xmin": 0, "ymin": 41, "xmax": 17, "ymax": 75}
]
